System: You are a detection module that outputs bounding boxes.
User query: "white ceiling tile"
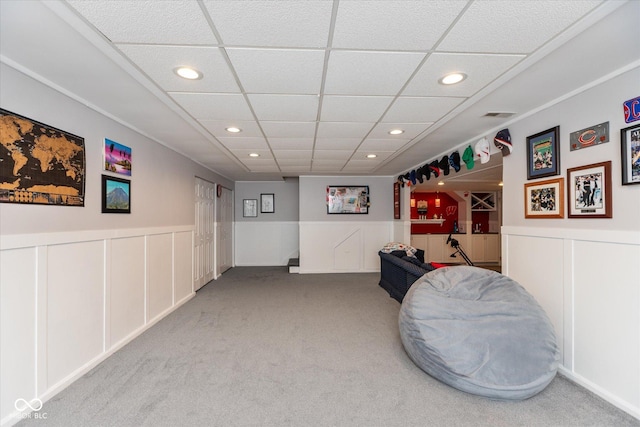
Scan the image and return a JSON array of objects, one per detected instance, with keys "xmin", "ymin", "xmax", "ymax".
[
  {"xmin": 404, "ymin": 53, "xmax": 524, "ymax": 97},
  {"xmin": 170, "ymin": 93, "xmax": 254, "ymax": 120},
  {"xmin": 313, "ymin": 150, "xmax": 353, "ymax": 160},
  {"xmin": 248, "ymin": 94, "xmax": 319, "ymax": 121},
  {"xmin": 261, "ymin": 122, "xmax": 317, "ymax": 138},
  {"xmin": 116, "ymin": 45, "xmax": 239, "ymax": 93},
  {"xmin": 354, "ymin": 151, "xmax": 396, "ymax": 161},
  {"xmin": 231, "ymin": 149, "xmax": 273, "ymax": 159},
  {"xmin": 67, "ymin": 0, "xmax": 215, "ymax": 44},
  {"xmin": 314, "ymin": 138, "xmax": 363, "ymax": 151},
  {"xmin": 203, "ymin": 0, "xmax": 332, "ymax": 48},
  {"xmin": 277, "ymin": 159, "xmax": 312, "ymax": 167},
  {"xmin": 218, "ymin": 137, "xmax": 269, "ymax": 150},
  {"xmin": 383, "ymin": 97, "xmax": 465, "ymax": 123},
  {"xmin": 199, "ymin": 120, "xmax": 263, "ymax": 138},
  {"xmin": 439, "ymin": 0, "xmax": 603, "ymax": 54},
  {"xmin": 273, "ymin": 150, "xmax": 312, "ymax": 160},
  {"xmin": 268, "ymin": 138, "xmax": 314, "ymax": 150},
  {"xmin": 332, "ymin": 0, "xmax": 467, "ymax": 51},
  {"xmin": 324, "ymin": 51, "xmax": 426, "ymax": 95},
  {"xmin": 316, "ymin": 122, "xmax": 374, "ymax": 139},
  {"xmin": 320, "ymin": 96, "xmax": 394, "ymax": 122},
  {"xmin": 344, "ymin": 159, "xmax": 381, "ymax": 167},
  {"xmin": 226, "ymin": 48, "xmax": 325, "ymax": 94},
  {"xmin": 368, "ymin": 123, "xmax": 433, "ymax": 139},
  {"xmin": 358, "ymin": 139, "xmax": 408, "ymax": 152},
  {"xmin": 280, "ymin": 167, "xmax": 311, "ymax": 173}
]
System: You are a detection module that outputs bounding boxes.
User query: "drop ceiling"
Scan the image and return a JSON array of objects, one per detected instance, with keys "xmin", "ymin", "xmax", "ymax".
[{"xmin": 1, "ymin": 0, "xmax": 636, "ymax": 187}]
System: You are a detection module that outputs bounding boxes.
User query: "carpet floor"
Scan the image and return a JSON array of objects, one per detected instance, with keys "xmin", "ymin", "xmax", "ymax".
[{"xmin": 19, "ymin": 267, "xmax": 639, "ymax": 427}]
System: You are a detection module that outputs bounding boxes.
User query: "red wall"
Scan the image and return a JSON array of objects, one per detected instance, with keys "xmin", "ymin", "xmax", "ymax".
[{"xmin": 410, "ymin": 192, "xmax": 459, "ymax": 234}]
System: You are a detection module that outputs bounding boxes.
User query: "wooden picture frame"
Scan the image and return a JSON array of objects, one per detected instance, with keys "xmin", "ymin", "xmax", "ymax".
[
  {"xmin": 393, "ymin": 182, "xmax": 400, "ymax": 219},
  {"xmin": 567, "ymin": 161, "xmax": 612, "ymax": 218},
  {"xmin": 243, "ymin": 199, "xmax": 257, "ymax": 217},
  {"xmin": 260, "ymin": 193, "xmax": 275, "ymax": 213},
  {"xmin": 524, "ymin": 177, "xmax": 564, "ymax": 219},
  {"xmin": 620, "ymin": 123, "xmax": 640, "ymax": 185},
  {"xmin": 527, "ymin": 126, "xmax": 560, "ymax": 180},
  {"xmin": 101, "ymin": 175, "xmax": 130, "ymax": 213}
]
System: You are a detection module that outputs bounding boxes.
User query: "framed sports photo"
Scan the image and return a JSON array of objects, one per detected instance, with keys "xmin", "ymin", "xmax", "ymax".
[
  {"xmin": 524, "ymin": 177, "xmax": 564, "ymax": 219},
  {"xmin": 527, "ymin": 126, "xmax": 560, "ymax": 180},
  {"xmin": 567, "ymin": 161, "xmax": 612, "ymax": 218},
  {"xmin": 620, "ymin": 123, "xmax": 640, "ymax": 185}
]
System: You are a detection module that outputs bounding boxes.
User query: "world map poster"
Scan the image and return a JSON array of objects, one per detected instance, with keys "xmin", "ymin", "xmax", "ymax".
[{"xmin": 0, "ymin": 108, "xmax": 85, "ymax": 206}]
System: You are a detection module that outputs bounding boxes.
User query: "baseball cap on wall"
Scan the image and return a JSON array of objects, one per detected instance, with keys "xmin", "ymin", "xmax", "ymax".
[
  {"xmin": 449, "ymin": 151, "xmax": 461, "ymax": 172},
  {"xmin": 475, "ymin": 137, "xmax": 491, "ymax": 164},
  {"xmin": 494, "ymin": 128, "xmax": 512, "ymax": 156},
  {"xmin": 462, "ymin": 145, "xmax": 474, "ymax": 169}
]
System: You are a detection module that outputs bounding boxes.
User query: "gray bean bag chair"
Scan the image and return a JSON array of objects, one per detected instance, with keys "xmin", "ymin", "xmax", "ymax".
[{"xmin": 399, "ymin": 266, "xmax": 559, "ymax": 400}]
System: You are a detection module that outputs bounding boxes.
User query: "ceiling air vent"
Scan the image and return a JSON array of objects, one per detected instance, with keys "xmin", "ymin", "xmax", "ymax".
[{"xmin": 484, "ymin": 112, "xmax": 516, "ymax": 118}]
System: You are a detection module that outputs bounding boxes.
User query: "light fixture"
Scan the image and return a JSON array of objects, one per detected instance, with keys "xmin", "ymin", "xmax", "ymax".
[
  {"xmin": 410, "ymin": 198, "xmax": 416, "ymax": 208},
  {"xmin": 249, "ymin": 153, "xmax": 260, "ymax": 158},
  {"xmin": 366, "ymin": 154, "xmax": 377, "ymax": 159},
  {"xmin": 438, "ymin": 72, "xmax": 467, "ymax": 85},
  {"xmin": 225, "ymin": 127, "xmax": 242, "ymax": 133},
  {"xmin": 435, "ymin": 191, "xmax": 441, "ymax": 208},
  {"xmin": 174, "ymin": 66, "xmax": 203, "ymax": 80},
  {"xmin": 498, "ymin": 181, "xmax": 504, "ymax": 186},
  {"xmin": 437, "ymin": 181, "xmax": 445, "ymax": 186},
  {"xmin": 388, "ymin": 129, "xmax": 404, "ymax": 135}
]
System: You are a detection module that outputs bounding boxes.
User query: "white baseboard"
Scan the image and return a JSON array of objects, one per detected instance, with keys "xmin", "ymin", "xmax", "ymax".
[{"xmin": 558, "ymin": 366, "xmax": 639, "ymax": 420}]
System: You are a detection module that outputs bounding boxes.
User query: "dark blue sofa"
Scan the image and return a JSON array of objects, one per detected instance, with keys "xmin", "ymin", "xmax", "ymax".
[{"xmin": 378, "ymin": 250, "xmax": 436, "ymax": 302}]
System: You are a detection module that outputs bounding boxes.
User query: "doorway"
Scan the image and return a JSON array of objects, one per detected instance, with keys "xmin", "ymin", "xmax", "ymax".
[
  {"xmin": 194, "ymin": 177, "xmax": 215, "ymax": 291},
  {"xmin": 216, "ymin": 185, "xmax": 233, "ymax": 276}
]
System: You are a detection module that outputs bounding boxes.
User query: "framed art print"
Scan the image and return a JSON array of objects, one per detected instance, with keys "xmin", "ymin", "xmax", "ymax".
[
  {"xmin": 567, "ymin": 161, "xmax": 612, "ymax": 218},
  {"xmin": 524, "ymin": 177, "xmax": 564, "ymax": 219},
  {"xmin": 101, "ymin": 175, "xmax": 130, "ymax": 213},
  {"xmin": 104, "ymin": 138, "xmax": 132, "ymax": 176},
  {"xmin": 326, "ymin": 185, "xmax": 369, "ymax": 214},
  {"xmin": 620, "ymin": 123, "xmax": 640, "ymax": 185},
  {"xmin": 260, "ymin": 193, "xmax": 274, "ymax": 213},
  {"xmin": 527, "ymin": 126, "xmax": 560, "ymax": 180},
  {"xmin": 243, "ymin": 199, "xmax": 257, "ymax": 217}
]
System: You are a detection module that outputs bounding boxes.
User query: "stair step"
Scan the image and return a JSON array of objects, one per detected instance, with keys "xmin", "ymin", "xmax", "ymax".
[{"xmin": 288, "ymin": 258, "xmax": 300, "ymax": 273}]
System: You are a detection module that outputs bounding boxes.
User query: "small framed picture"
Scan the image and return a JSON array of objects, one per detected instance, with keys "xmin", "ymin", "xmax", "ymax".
[
  {"xmin": 243, "ymin": 199, "xmax": 257, "ymax": 217},
  {"xmin": 524, "ymin": 177, "xmax": 564, "ymax": 219},
  {"xmin": 620, "ymin": 123, "xmax": 640, "ymax": 185},
  {"xmin": 102, "ymin": 175, "xmax": 130, "ymax": 214},
  {"xmin": 260, "ymin": 193, "xmax": 275, "ymax": 213},
  {"xmin": 567, "ymin": 161, "xmax": 612, "ymax": 218},
  {"xmin": 527, "ymin": 126, "xmax": 560, "ymax": 180}
]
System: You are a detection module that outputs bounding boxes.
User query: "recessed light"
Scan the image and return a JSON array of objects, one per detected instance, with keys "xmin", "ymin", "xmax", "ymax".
[
  {"xmin": 388, "ymin": 129, "xmax": 404, "ymax": 135},
  {"xmin": 174, "ymin": 66, "xmax": 202, "ymax": 80},
  {"xmin": 498, "ymin": 182, "xmax": 504, "ymax": 186},
  {"xmin": 249, "ymin": 153, "xmax": 260, "ymax": 158},
  {"xmin": 438, "ymin": 181, "xmax": 445, "ymax": 186},
  {"xmin": 366, "ymin": 154, "xmax": 377, "ymax": 159},
  {"xmin": 438, "ymin": 72, "xmax": 467, "ymax": 85},
  {"xmin": 225, "ymin": 127, "xmax": 242, "ymax": 133}
]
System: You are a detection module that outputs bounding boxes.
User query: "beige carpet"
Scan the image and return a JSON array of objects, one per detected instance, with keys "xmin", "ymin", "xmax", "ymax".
[{"xmin": 19, "ymin": 267, "xmax": 638, "ymax": 427}]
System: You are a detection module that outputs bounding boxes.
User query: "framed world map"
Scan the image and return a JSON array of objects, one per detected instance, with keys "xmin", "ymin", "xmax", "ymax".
[{"xmin": 0, "ymin": 108, "xmax": 85, "ymax": 206}]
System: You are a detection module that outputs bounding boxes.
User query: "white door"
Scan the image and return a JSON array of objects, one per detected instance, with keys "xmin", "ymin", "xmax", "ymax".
[
  {"xmin": 194, "ymin": 177, "xmax": 215, "ymax": 291},
  {"xmin": 217, "ymin": 186, "xmax": 233, "ymax": 275}
]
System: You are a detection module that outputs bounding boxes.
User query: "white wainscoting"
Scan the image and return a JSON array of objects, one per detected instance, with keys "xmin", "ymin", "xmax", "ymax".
[
  {"xmin": 299, "ymin": 221, "xmax": 393, "ymax": 273},
  {"xmin": 502, "ymin": 226, "xmax": 640, "ymax": 419},
  {"xmin": 235, "ymin": 221, "xmax": 299, "ymax": 266},
  {"xmin": 0, "ymin": 226, "xmax": 194, "ymax": 426}
]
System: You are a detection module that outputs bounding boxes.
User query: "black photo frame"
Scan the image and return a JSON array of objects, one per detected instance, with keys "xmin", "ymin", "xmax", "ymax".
[
  {"xmin": 620, "ymin": 123, "xmax": 640, "ymax": 185},
  {"xmin": 260, "ymin": 193, "xmax": 275, "ymax": 213},
  {"xmin": 101, "ymin": 175, "xmax": 131, "ymax": 214},
  {"xmin": 527, "ymin": 126, "xmax": 560, "ymax": 180},
  {"xmin": 326, "ymin": 185, "xmax": 369, "ymax": 214}
]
